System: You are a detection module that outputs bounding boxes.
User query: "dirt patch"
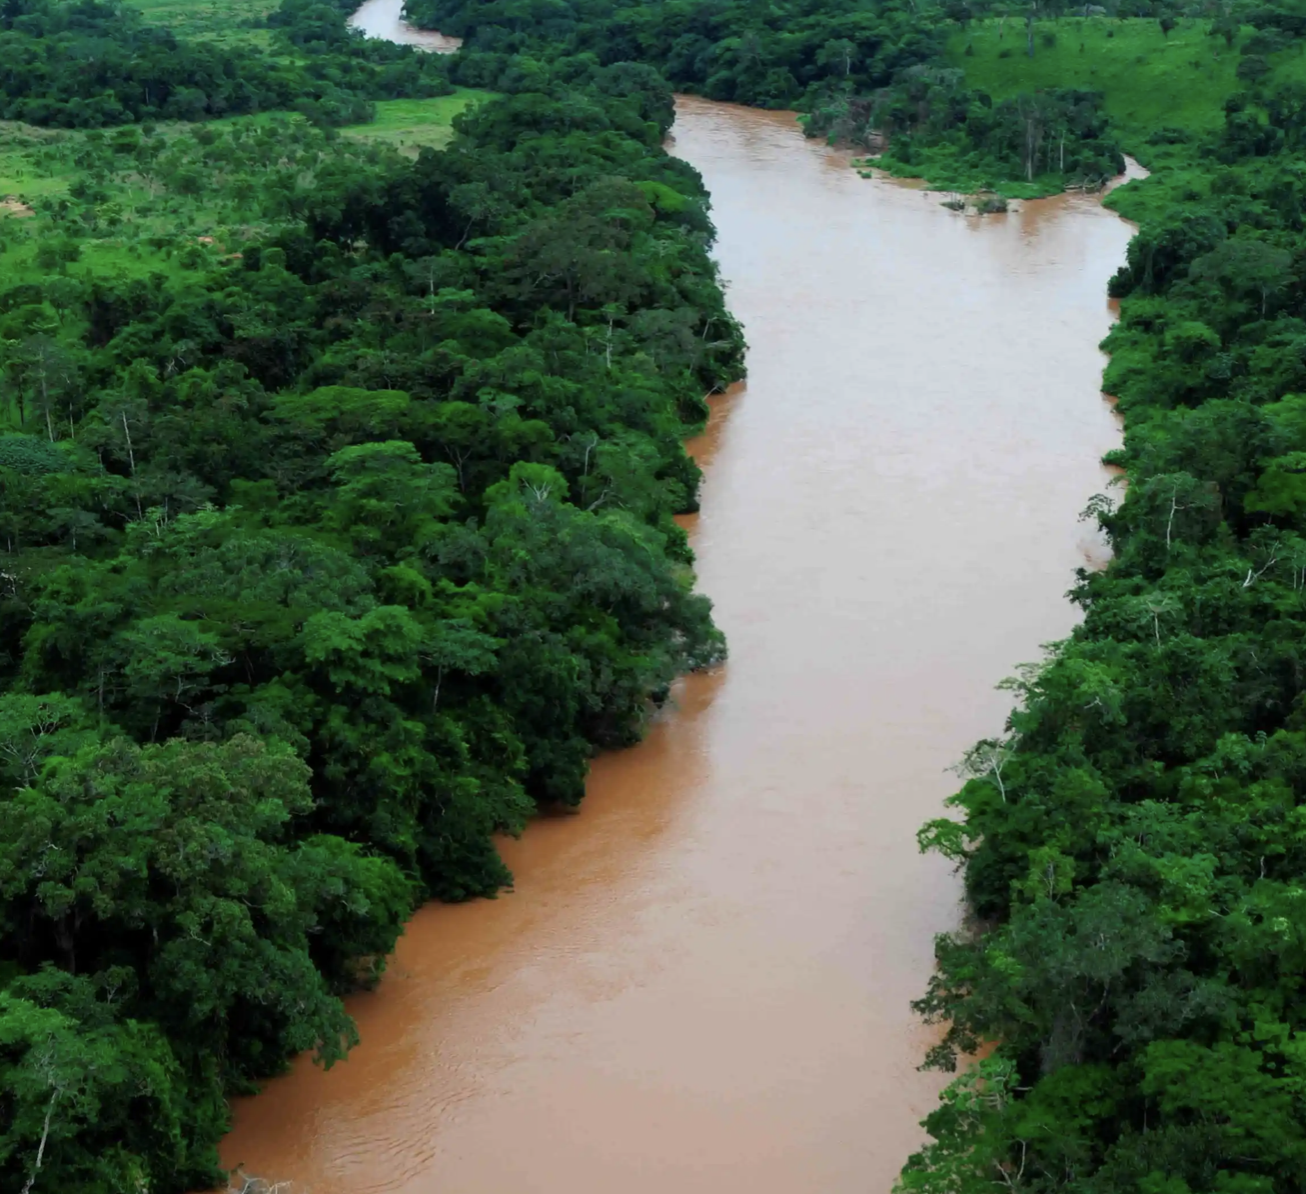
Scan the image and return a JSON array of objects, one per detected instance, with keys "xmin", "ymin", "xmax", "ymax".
[{"xmin": 1, "ymin": 196, "xmax": 34, "ymax": 217}]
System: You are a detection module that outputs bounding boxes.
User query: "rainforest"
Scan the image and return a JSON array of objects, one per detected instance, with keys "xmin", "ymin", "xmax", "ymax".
[{"xmin": 4, "ymin": 0, "xmax": 1306, "ymax": 1189}]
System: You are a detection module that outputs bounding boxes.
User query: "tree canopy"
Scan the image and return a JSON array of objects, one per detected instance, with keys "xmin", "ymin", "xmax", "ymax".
[{"xmin": 0, "ymin": 49, "xmax": 739, "ymax": 1191}]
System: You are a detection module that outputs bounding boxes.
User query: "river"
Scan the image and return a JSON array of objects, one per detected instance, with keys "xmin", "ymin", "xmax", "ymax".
[
  {"xmin": 347, "ymin": 0, "xmax": 461, "ymax": 49},
  {"xmin": 218, "ymin": 78, "xmax": 1139, "ymax": 1194}
]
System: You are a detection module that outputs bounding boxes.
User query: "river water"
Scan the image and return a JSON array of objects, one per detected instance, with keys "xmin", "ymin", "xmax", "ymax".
[
  {"xmin": 218, "ymin": 87, "xmax": 1139, "ymax": 1194},
  {"xmin": 347, "ymin": 0, "xmax": 461, "ymax": 50}
]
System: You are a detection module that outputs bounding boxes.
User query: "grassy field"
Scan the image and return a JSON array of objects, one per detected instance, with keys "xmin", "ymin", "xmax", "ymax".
[
  {"xmin": 947, "ymin": 18, "xmax": 1306, "ymax": 148},
  {"xmin": 128, "ymin": 0, "xmax": 277, "ymax": 46},
  {"xmin": 0, "ymin": 86, "xmax": 499, "ymax": 297},
  {"xmin": 342, "ymin": 92, "xmax": 495, "ymax": 153},
  {"xmin": 0, "ymin": 87, "xmax": 493, "ymax": 213},
  {"xmin": 0, "ymin": 123, "xmax": 79, "ymax": 201}
]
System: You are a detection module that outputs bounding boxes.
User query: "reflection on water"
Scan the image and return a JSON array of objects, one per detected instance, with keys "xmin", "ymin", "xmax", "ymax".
[{"xmin": 218, "ymin": 97, "xmax": 1136, "ymax": 1194}]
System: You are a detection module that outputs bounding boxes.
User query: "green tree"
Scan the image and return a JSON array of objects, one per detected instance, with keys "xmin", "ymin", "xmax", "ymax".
[{"xmin": 1189, "ymin": 238, "xmax": 1294, "ymax": 316}]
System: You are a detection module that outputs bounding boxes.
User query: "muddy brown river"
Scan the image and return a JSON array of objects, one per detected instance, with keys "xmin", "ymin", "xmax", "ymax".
[
  {"xmin": 347, "ymin": 0, "xmax": 461, "ymax": 49},
  {"xmin": 218, "ymin": 96, "xmax": 1139, "ymax": 1193}
]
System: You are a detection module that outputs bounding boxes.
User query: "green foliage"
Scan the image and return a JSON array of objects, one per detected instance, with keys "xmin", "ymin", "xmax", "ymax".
[
  {"xmin": 397, "ymin": 0, "xmax": 1306, "ymax": 1187},
  {"xmin": 414, "ymin": 0, "xmax": 1124, "ymax": 194},
  {"xmin": 820, "ymin": 78, "xmax": 1124, "ymax": 195},
  {"xmin": 895, "ymin": 6, "xmax": 1306, "ymax": 1191},
  {"xmin": 129, "ymin": 0, "xmax": 281, "ymax": 47},
  {"xmin": 0, "ymin": 734, "xmax": 407, "ymax": 1191},
  {"xmin": 0, "ymin": 48, "xmax": 739, "ymax": 1188},
  {"xmin": 44, "ymin": 0, "xmax": 1306, "ymax": 1189},
  {"xmin": 0, "ymin": 435, "xmax": 66, "ymax": 475},
  {"xmin": 0, "ymin": 979, "xmax": 197, "ymax": 1194},
  {"xmin": 412, "ymin": 0, "xmax": 943, "ymax": 108},
  {"xmin": 0, "ymin": 0, "xmax": 454, "ymax": 130},
  {"xmin": 341, "ymin": 91, "xmax": 496, "ymax": 153},
  {"xmin": 947, "ymin": 17, "xmax": 1256, "ymax": 148},
  {"xmin": 397, "ymin": 6, "xmax": 1306, "ymax": 1188}
]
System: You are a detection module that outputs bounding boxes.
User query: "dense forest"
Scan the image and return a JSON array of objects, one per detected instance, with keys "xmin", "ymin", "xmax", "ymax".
[
  {"xmin": 418, "ymin": 0, "xmax": 1126, "ymax": 192},
  {"xmin": 413, "ymin": 0, "xmax": 938, "ymax": 107},
  {"xmin": 12, "ymin": 0, "xmax": 1306, "ymax": 1186},
  {"xmin": 0, "ymin": 4, "xmax": 742, "ymax": 1186}
]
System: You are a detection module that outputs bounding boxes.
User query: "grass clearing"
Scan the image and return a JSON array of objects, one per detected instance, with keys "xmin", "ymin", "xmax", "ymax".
[
  {"xmin": 0, "ymin": 89, "xmax": 499, "ymax": 292},
  {"xmin": 949, "ymin": 18, "xmax": 1306, "ymax": 152},
  {"xmin": 0, "ymin": 88, "xmax": 496, "ymax": 213},
  {"xmin": 1, "ymin": 238, "xmax": 195, "ymax": 285},
  {"xmin": 128, "ymin": 0, "xmax": 278, "ymax": 46},
  {"xmin": 341, "ymin": 91, "xmax": 496, "ymax": 154},
  {"xmin": 0, "ymin": 123, "xmax": 81, "ymax": 202},
  {"xmin": 948, "ymin": 18, "xmax": 1247, "ymax": 145},
  {"xmin": 857, "ymin": 143, "xmax": 1074, "ymax": 198}
]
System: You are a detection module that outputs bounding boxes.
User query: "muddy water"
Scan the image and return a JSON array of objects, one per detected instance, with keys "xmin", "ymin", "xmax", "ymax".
[
  {"xmin": 347, "ymin": 0, "xmax": 460, "ymax": 50},
  {"xmin": 219, "ymin": 99, "xmax": 1138, "ymax": 1193}
]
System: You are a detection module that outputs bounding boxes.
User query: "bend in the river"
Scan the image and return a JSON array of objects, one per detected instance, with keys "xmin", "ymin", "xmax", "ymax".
[{"xmin": 347, "ymin": 0, "xmax": 461, "ymax": 50}]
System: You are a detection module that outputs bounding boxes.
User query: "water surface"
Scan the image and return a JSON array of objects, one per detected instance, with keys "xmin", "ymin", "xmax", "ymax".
[
  {"xmin": 219, "ymin": 97, "xmax": 1137, "ymax": 1194},
  {"xmin": 347, "ymin": 0, "xmax": 460, "ymax": 50}
]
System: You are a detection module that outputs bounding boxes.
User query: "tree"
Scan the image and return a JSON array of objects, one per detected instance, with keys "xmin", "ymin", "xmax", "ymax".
[
  {"xmin": 1132, "ymin": 471, "xmax": 1222, "ymax": 555},
  {"xmin": 1246, "ymin": 452, "xmax": 1306, "ymax": 519},
  {"xmin": 897, "ymin": 1057, "xmax": 1024, "ymax": 1194},
  {"xmin": 0, "ymin": 983, "xmax": 188, "ymax": 1194},
  {"xmin": 32, "ymin": 239, "xmax": 80, "ymax": 275},
  {"xmin": 324, "ymin": 440, "xmax": 459, "ymax": 554},
  {"xmin": 0, "ymin": 692, "xmax": 94, "ymax": 788},
  {"xmin": 1125, "ymin": 590, "xmax": 1183, "ymax": 646},
  {"xmin": 0, "ymin": 735, "xmax": 407, "ymax": 1073},
  {"xmin": 11, "ymin": 337, "xmax": 79, "ymax": 441},
  {"xmin": 1211, "ymin": 12, "xmax": 1239, "ymax": 50},
  {"xmin": 1189, "ymin": 237, "xmax": 1294, "ymax": 316},
  {"xmin": 113, "ymin": 613, "xmax": 231, "ymax": 739},
  {"xmin": 817, "ymin": 38, "xmax": 858, "ymax": 77}
]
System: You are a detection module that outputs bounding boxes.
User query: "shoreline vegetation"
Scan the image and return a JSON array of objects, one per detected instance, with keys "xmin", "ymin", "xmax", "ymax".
[
  {"xmin": 0, "ymin": 1, "xmax": 743, "ymax": 1189},
  {"xmin": 5, "ymin": 0, "xmax": 1306, "ymax": 1189}
]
